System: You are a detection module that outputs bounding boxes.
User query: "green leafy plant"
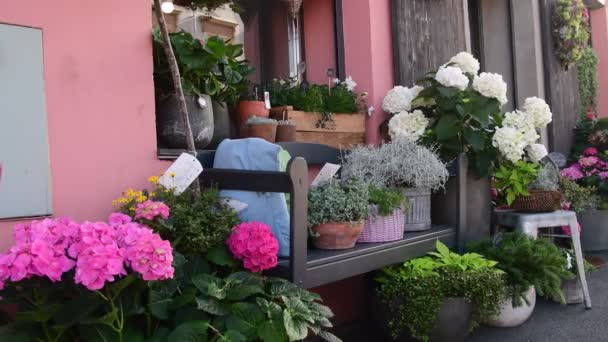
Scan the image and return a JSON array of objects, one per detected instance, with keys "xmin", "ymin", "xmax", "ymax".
[
  {"xmin": 269, "ymin": 80, "xmax": 365, "ymax": 115},
  {"xmin": 468, "ymin": 233, "xmax": 575, "ymax": 306},
  {"xmin": 153, "ymin": 30, "xmax": 254, "ymax": 104},
  {"xmin": 494, "ymin": 161, "xmax": 540, "ymax": 205},
  {"xmin": 529, "ymin": 160, "xmax": 560, "ymax": 191},
  {"xmin": 553, "ymin": 0, "xmax": 590, "ymax": 67},
  {"xmin": 307, "ymin": 180, "xmax": 369, "ymax": 227},
  {"xmin": 368, "ymin": 186, "xmax": 409, "ymax": 216},
  {"xmin": 376, "ymin": 241, "xmax": 504, "ymax": 341},
  {"xmin": 576, "ymin": 47, "xmax": 599, "ymax": 117},
  {"xmin": 560, "ymin": 178, "xmax": 600, "ymax": 213}
]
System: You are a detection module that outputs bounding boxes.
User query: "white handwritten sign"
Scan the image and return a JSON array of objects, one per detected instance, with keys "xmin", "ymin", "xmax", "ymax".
[
  {"xmin": 311, "ymin": 163, "xmax": 341, "ymax": 187},
  {"xmin": 159, "ymin": 153, "xmax": 204, "ymax": 195}
]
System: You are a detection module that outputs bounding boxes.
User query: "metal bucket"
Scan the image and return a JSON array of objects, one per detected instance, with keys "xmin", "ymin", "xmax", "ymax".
[{"xmin": 403, "ymin": 187, "xmax": 431, "ymax": 231}]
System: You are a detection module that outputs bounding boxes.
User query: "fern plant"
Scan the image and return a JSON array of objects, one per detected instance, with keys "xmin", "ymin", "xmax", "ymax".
[{"xmin": 468, "ymin": 232, "xmax": 575, "ymax": 306}]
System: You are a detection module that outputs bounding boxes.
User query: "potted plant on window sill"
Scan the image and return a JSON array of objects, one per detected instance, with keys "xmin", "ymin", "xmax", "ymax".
[
  {"xmin": 268, "ymin": 77, "xmax": 367, "ymax": 149},
  {"xmin": 374, "ymin": 240, "xmax": 504, "ymax": 342},
  {"xmin": 307, "ymin": 179, "xmax": 370, "ymax": 250},
  {"xmin": 468, "ymin": 232, "xmax": 574, "ymax": 328}
]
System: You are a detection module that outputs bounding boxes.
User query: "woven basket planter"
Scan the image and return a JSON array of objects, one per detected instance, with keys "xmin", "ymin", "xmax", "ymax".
[
  {"xmin": 512, "ymin": 190, "xmax": 562, "ymax": 213},
  {"xmin": 358, "ymin": 206, "xmax": 405, "ymax": 243},
  {"xmin": 403, "ymin": 188, "xmax": 432, "ymax": 231}
]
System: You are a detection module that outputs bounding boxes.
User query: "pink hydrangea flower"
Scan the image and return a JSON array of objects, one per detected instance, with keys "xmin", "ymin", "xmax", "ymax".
[
  {"xmin": 561, "ymin": 224, "xmax": 582, "ymax": 236},
  {"xmin": 583, "ymin": 147, "xmax": 598, "ymax": 156},
  {"xmin": 599, "ymin": 172, "xmax": 608, "ymax": 180},
  {"xmin": 579, "ymin": 156, "xmax": 599, "ymax": 168},
  {"xmin": 134, "ymin": 201, "xmax": 170, "ymax": 221},
  {"xmin": 74, "ymin": 244, "xmax": 126, "ymax": 290},
  {"xmin": 227, "ymin": 222, "xmax": 279, "ymax": 273},
  {"xmin": 560, "ymin": 166, "xmax": 584, "ymax": 180},
  {"xmin": 120, "ymin": 225, "xmax": 174, "ymax": 281},
  {"xmin": 109, "ymin": 213, "xmax": 132, "ymax": 227}
]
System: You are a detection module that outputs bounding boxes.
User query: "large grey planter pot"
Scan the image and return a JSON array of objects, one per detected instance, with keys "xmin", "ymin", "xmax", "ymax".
[
  {"xmin": 485, "ymin": 287, "xmax": 536, "ymax": 328},
  {"xmin": 403, "ymin": 187, "xmax": 431, "ymax": 231},
  {"xmin": 579, "ymin": 209, "xmax": 608, "ymax": 252},
  {"xmin": 156, "ymin": 94, "xmax": 214, "ymax": 149},
  {"xmin": 210, "ymin": 101, "xmax": 231, "ymax": 148},
  {"xmin": 372, "ymin": 295, "xmax": 473, "ymax": 342}
]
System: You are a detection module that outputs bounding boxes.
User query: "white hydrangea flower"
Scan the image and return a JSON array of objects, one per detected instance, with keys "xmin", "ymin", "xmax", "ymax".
[
  {"xmin": 435, "ymin": 66, "xmax": 469, "ymax": 91},
  {"xmin": 473, "ymin": 72, "xmax": 508, "ymax": 106},
  {"xmin": 449, "ymin": 52, "xmax": 480, "ymax": 75},
  {"xmin": 503, "ymin": 110, "xmax": 540, "ymax": 146},
  {"xmin": 526, "ymin": 144, "xmax": 548, "ymax": 163},
  {"xmin": 333, "ymin": 78, "xmax": 341, "ymax": 84},
  {"xmin": 344, "ymin": 76, "xmax": 357, "ymax": 91},
  {"xmin": 492, "ymin": 126, "xmax": 528, "ymax": 163},
  {"xmin": 523, "ymin": 97, "xmax": 552, "ymax": 129},
  {"xmin": 382, "ymin": 85, "xmax": 423, "ymax": 114},
  {"xmin": 388, "ymin": 109, "xmax": 429, "ymax": 142}
]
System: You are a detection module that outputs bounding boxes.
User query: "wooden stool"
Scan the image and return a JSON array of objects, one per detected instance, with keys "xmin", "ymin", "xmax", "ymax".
[{"xmin": 493, "ymin": 210, "xmax": 592, "ymax": 309}]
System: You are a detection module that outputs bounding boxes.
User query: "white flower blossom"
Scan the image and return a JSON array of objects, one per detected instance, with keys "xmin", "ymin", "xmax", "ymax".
[
  {"xmin": 526, "ymin": 144, "xmax": 548, "ymax": 163},
  {"xmin": 473, "ymin": 72, "xmax": 508, "ymax": 106},
  {"xmin": 503, "ymin": 110, "xmax": 540, "ymax": 146},
  {"xmin": 435, "ymin": 66, "xmax": 469, "ymax": 91},
  {"xmin": 278, "ymin": 79, "xmax": 286, "ymax": 85},
  {"xmin": 523, "ymin": 97, "xmax": 552, "ymax": 129},
  {"xmin": 344, "ymin": 76, "xmax": 357, "ymax": 91},
  {"xmin": 492, "ymin": 126, "xmax": 528, "ymax": 163},
  {"xmin": 333, "ymin": 78, "xmax": 341, "ymax": 84},
  {"xmin": 388, "ymin": 110, "xmax": 429, "ymax": 142},
  {"xmin": 449, "ymin": 52, "xmax": 480, "ymax": 75},
  {"xmin": 382, "ymin": 85, "xmax": 423, "ymax": 114}
]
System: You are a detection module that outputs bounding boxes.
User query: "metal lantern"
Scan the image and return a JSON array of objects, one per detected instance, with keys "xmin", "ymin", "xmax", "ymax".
[{"xmin": 281, "ymin": 0, "xmax": 303, "ymax": 18}]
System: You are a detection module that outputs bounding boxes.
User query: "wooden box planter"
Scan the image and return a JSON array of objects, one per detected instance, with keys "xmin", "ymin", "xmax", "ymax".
[{"xmin": 270, "ymin": 107, "xmax": 365, "ymax": 149}]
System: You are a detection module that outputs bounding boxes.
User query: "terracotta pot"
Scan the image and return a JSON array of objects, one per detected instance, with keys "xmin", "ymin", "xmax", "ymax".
[
  {"xmin": 276, "ymin": 124, "xmax": 297, "ymax": 142},
  {"xmin": 311, "ymin": 221, "xmax": 364, "ymax": 250},
  {"xmin": 237, "ymin": 101, "xmax": 269, "ymax": 132},
  {"xmin": 246, "ymin": 123, "xmax": 277, "ymax": 142}
]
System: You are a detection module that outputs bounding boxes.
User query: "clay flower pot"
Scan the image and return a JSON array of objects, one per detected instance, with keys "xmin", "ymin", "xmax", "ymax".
[
  {"xmin": 311, "ymin": 221, "xmax": 364, "ymax": 250},
  {"xmin": 276, "ymin": 123, "xmax": 297, "ymax": 142},
  {"xmin": 237, "ymin": 101, "xmax": 269, "ymax": 132},
  {"xmin": 246, "ymin": 123, "xmax": 278, "ymax": 142}
]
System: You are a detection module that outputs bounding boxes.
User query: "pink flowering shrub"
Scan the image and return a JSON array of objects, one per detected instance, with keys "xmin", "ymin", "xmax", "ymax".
[
  {"xmin": 0, "ymin": 214, "xmax": 174, "ymax": 291},
  {"xmin": 227, "ymin": 222, "xmax": 279, "ymax": 273},
  {"xmin": 134, "ymin": 200, "xmax": 170, "ymax": 221}
]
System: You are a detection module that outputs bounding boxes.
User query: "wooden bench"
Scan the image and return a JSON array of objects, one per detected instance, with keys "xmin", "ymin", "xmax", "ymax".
[{"xmin": 197, "ymin": 142, "xmax": 464, "ymax": 288}]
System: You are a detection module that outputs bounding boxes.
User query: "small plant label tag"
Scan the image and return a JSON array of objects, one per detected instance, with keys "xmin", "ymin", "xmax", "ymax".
[
  {"xmin": 311, "ymin": 163, "xmax": 341, "ymax": 187},
  {"xmin": 264, "ymin": 91, "xmax": 271, "ymax": 109},
  {"xmin": 220, "ymin": 198, "xmax": 249, "ymax": 213},
  {"xmin": 159, "ymin": 153, "xmax": 203, "ymax": 195}
]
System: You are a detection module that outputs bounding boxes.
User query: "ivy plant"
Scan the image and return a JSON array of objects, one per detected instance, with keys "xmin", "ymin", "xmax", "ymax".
[{"xmin": 576, "ymin": 47, "xmax": 599, "ymax": 117}]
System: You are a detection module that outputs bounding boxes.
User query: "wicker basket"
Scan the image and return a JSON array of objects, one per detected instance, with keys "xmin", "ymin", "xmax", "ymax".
[
  {"xmin": 358, "ymin": 206, "xmax": 405, "ymax": 243},
  {"xmin": 512, "ymin": 190, "xmax": 562, "ymax": 213}
]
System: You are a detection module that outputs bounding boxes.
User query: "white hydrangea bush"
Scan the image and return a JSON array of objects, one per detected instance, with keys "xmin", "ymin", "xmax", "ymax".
[
  {"xmin": 473, "ymin": 72, "xmax": 508, "ymax": 106},
  {"xmin": 435, "ymin": 66, "xmax": 469, "ymax": 91},
  {"xmin": 523, "ymin": 97, "xmax": 552, "ymax": 129},
  {"xmin": 388, "ymin": 110, "xmax": 429, "ymax": 142},
  {"xmin": 492, "ymin": 126, "xmax": 528, "ymax": 163},
  {"xmin": 382, "ymin": 85, "xmax": 423, "ymax": 114},
  {"xmin": 526, "ymin": 144, "xmax": 548, "ymax": 163},
  {"xmin": 448, "ymin": 52, "xmax": 480, "ymax": 75}
]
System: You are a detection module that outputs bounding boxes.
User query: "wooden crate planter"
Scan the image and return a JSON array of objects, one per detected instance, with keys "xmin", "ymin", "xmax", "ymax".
[{"xmin": 270, "ymin": 107, "xmax": 365, "ymax": 149}]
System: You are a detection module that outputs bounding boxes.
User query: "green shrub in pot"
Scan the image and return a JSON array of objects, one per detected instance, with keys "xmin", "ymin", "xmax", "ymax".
[
  {"xmin": 375, "ymin": 241, "xmax": 504, "ymax": 341},
  {"xmin": 368, "ymin": 185, "xmax": 409, "ymax": 216}
]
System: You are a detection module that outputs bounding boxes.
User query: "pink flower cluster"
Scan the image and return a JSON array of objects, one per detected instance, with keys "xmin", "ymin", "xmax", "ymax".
[
  {"xmin": 561, "ymin": 153, "xmax": 608, "ymax": 181},
  {"xmin": 226, "ymin": 222, "xmax": 279, "ymax": 273},
  {"xmin": 134, "ymin": 200, "xmax": 170, "ymax": 221},
  {"xmin": 0, "ymin": 213, "xmax": 174, "ymax": 291}
]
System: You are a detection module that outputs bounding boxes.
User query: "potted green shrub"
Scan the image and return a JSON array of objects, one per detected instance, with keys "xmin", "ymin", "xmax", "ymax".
[
  {"xmin": 243, "ymin": 116, "xmax": 278, "ymax": 142},
  {"xmin": 468, "ymin": 232, "xmax": 575, "ymax": 328},
  {"xmin": 375, "ymin": 241, "xmax": 504, "ymax": 341},
  {"xmin": 308, "ymin": 180, "xmax": 369, "ymax": 250},
  {"xmin": 342, "ymin": 140, "xmax": 449, "ymax": 231},
  {"xmin": 358, "ymin": 186, "xmax": 409, "ymax": 243}
]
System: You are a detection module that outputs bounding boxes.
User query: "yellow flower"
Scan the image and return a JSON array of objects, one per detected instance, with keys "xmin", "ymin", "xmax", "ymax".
[
  {"xmin": 169, "ymin": 172, "xmax": 176, "ymax": 178},
  {"xmin": 136, "ymin": 195, "xmax": 147, "ymax": 203},
  {"xmin": 148, "ymin": 176, "xmax": 159, "ymax": 185},
  {"xmin": 149, "ymin": 192, "xmax": 156, "ymax": 197}
]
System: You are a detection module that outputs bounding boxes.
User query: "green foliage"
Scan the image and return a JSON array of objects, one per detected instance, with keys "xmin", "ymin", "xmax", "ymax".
[
  {"xmin": 269, "ymin": 80, "xmax": 363, "ymax": 115},
  {"xmin": 416, "ymin": 75, "xmax": 502, "ymax": 177},
  {"xmin": 153, "ymin": 30, "xmax": 254, "ymax": 104},
  {"xmin": 576, "ymin": 47, "xmax": 599, "ymax": 117},
  {"xmin": 151, "ymin": 187, "xmax": 240, "ymax": 256},
  {"xmin": 307, "ymin": 180, "xmax": 369, "ymax": 227},
  {"xmin": 553, "ymin": 0, "xmax": 590, "ymax": 67},
  {"xmin": 368, "ymin": 186, "xmax": 409, "ymax": 216},
  {"xmin": 468, "ymin": 232, "xmax": 575, "ymax": 307},
  {"xmin": 560, "ymin": 178, "xmax": 600, "ymax": 213},
  {"xmin": 494, "ymin": 161, "xmax": 540, "ymax": 205},
  {"xmin": 376, "ymin": 241, "xmax": 504, "ymax": 341},
  {"xmin": 529, "ymin": 160, "xmax": 560, "ymax": 191}
]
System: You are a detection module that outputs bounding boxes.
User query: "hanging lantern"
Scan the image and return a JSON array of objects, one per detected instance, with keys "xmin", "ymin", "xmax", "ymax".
[{"xmin": 281, "ymin": 0, "xmax": 303, "ymax": 18}]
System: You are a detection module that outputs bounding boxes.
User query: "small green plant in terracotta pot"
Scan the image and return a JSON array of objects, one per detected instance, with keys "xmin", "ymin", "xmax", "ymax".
[
  {"xmin": 244, "ymin": 116, "xmax": 278, "ymax": 142},
  {"xmin": 308, "ymin": 179, "xmax": 369, "ymax": 250}
]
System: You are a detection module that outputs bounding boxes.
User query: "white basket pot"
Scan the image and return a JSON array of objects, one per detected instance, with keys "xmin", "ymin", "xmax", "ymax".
[{"xmin": 403, "ymin": 187, "xmax": 431, "ymax": 232}]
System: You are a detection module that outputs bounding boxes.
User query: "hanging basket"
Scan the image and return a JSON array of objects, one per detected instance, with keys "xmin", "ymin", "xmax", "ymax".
[
  {"xmin": 280, "ymin": 0, "xmax": 303, "ymax": 17},
  {"xmin": 512, "ymin": 190, "xmax": 563, "ymax": 213}
]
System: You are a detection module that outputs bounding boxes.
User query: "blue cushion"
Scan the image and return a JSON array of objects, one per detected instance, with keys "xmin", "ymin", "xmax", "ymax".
[{"xmin": 214, "ymin": 138, "xmax": 291, "ymax": 257}]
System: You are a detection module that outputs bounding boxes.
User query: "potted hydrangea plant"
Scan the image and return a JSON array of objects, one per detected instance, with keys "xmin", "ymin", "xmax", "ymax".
[
  {"xmin": 342, "ymin": 140, "xmax": 449, "ymax": 231},
  {"xmin": 307, "ymin": 179, "xmax": 369, "ymax": 250}
]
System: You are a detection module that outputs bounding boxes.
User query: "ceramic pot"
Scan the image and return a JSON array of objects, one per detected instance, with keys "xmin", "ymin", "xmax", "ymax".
[
  {"xmin": 562, "ymin": 278, "xmax": 584, "ymax": 304},
  {"xmin": 485, "ymin": 287, "xmax": 536, "ymax": 328},
  {"xmin": 245, "ymin": 123, "xmax": 277, "ymax": 142},
  {"xmin": 276, "ymin": 124, "xmax": 297, "ymax": 142},
  {"xmin": 403, "ymin": 188, "xmax": 431, "ymax": 231},
  {"xmin": 311, "ymin": 221, "xmax": 364, "ymax": 250},
  {"xmin": 210, "ymin": 101, "xmax": 231, "ymax": 148},
  {"xmin": 156, "ymin": 95, "xmax": 214, "ymax": 149},
  {"xmin": 237, "ymin": 101, "xmax": 269, "ymax": 132},
  {"xmin": 579, "ymin": 209, "xmax": 608, "ymax": 252}
]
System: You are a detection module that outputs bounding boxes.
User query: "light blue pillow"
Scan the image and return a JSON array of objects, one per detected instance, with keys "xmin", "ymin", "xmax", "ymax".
[{"xmin": 214, "ymin": 138, "xmax": 291, "ymax": 257}]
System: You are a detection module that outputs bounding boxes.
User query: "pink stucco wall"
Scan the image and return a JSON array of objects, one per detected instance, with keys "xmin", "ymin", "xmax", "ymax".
[
  {"xmin": 342, "ymin": 0, "xmax": 394, "ymax": 144},
  {"xmin": 303, "ymin": 0, "xmax": 337, "ymax": 84},
  {"xmin": 592, "ymin": 7, "xmax": 608, "ymax": 117},
  {"xmin": 0, "ymin": 0, "xmax": 167, "ymax": 251}
]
